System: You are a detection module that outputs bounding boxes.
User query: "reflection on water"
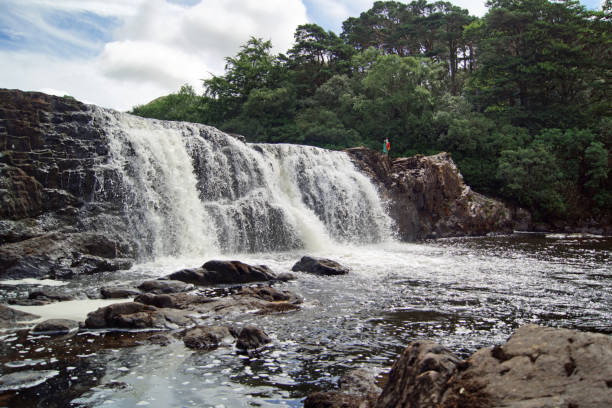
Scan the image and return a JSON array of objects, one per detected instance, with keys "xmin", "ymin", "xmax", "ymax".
[{"xmin": 0, "ymin": 235, "xmax": 610, "ymax": 406}]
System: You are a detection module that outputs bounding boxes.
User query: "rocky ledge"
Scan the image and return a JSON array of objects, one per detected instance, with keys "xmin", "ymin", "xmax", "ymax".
[
  {"xmin": 346, "ymin": 147, "xmax": 530, "ymax": 240},
  {"xmin": 308, "ymin": 324, "xmax": 612, "ymax": 408}
]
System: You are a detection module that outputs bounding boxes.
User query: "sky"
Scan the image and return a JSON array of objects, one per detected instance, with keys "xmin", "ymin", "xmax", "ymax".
[{"xmin": 0, "ymin": 0, "xmax": 604, "ymax": 111}]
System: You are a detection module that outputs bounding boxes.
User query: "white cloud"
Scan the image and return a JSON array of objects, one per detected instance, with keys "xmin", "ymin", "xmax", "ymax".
[{"xmin": 1, "ymin": 0, "xmax": 308, "ymax": 111}]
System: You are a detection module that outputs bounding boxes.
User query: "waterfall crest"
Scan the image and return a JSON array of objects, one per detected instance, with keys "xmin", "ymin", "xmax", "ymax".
[{"xmin": 93, "ymin": 108, "xmax": 393, "ymax": 258}]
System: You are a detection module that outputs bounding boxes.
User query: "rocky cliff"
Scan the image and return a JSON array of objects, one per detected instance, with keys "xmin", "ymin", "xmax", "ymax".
[
  {"xmin": 345, "ymin": 147, "xmax": 529, "ymax": 240},
  {"xmin": 0, "ymin": 89, "xmax": 133, "ymax": 278}
]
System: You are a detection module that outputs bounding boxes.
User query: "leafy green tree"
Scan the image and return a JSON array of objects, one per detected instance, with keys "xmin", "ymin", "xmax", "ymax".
[{"xmin": 131, "ymin": 84, "xmax": 204, "ymax": 123}]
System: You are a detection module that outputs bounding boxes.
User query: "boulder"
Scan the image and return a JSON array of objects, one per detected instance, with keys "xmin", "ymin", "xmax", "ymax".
[
  {"xmin": 236, "ymin": 325, "xmax": 271, "ymax": 350},
  {"xmin": 291, "ymin": 256, "xmax": 349, "ymax": 276},
  {"xmin": 84, "ymin": 302, "xmax": 166, "ymax": 329},
  {"xmin": 32, "ymin": 318, "xmax": 79, "ymax": 335},
  {"xmin": 100, "ymin": 286, "xmax": 141, "ymax": 299},
  {"xmin": 376, "ymin": 341, "xmax": 461, "ymax": 408},
  {"xmin": 304, "ymin": 368, "xmax": 382, "ymax": 408},
  {"xmin": 134, "ymin": 292, "xmax": 212, "ymax": 309},
  {"xmin": 0, "ymin": 304, "xmax": 40, "ymax": 328},
  {"xmin": 375, "ymin": 325, "xmax": 612, "ymax": 408},
  {"xmin": 167, "ymin": 260, "xmax": 277, "ymax": 285},
  {"xmin": 137, "ymin": 279, "xmax": 194, "ymax": 294},
  {"xmin": 183, "ymin": 326, "xmax": 237, "ymax": 350}
]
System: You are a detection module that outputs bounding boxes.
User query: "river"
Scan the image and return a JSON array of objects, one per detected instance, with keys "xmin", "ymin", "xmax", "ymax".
[{"xmin": 1, "ymin": 234, "xmax": 610, "ymax": 407}]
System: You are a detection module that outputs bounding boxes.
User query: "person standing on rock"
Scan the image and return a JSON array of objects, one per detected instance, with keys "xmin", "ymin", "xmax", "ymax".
[{"xmin": 383, "ymin": 138, "xmax": 390, "ymax": 155}]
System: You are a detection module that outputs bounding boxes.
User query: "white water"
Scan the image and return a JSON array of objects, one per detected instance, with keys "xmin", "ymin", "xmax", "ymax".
[{"xmin": 92, "ymin": 108, "xmax": 393, "ymax": 259}]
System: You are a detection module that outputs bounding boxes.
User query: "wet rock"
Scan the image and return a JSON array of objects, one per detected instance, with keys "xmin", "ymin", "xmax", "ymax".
[
  {"xmin": 291, "ymin": 256, "xmax": 349, "ymax": 276},
  {"xmin": 167, "ymin": 260, "xmax": 277, "ymax": 285},
  {"xmin": 0, "ymin": 232, "xmax": 133, "ymax": 279},
  {"xmin": 304, "ymin": 368, "xmax": 381, "ymax": 408},
  {"xmin": 32, "ymin": 318, "xmax": 79, "ymax": 334},
  {"xmin": 345, "ymin": 147, "xmax": 531, "ymax": 240},
  {"xmin": 0, "ymin": 370, "xmax": 60, "ymax": 392},
  {"xmin": 137, "ymin": 279, "xmax": 194, "ymax": 294},
  {"xmin": 0, "ymin": 304, "xmax": 40, "ymax": 328},
  {"xmin": 100, "ymin": 286, "xmax": 141, "ymax": 299},
  {"xmin": 304, "ymin": 391, "xmax": 366, "ymax": 408},
  {"xmin": 277, "ymin": 272, "xmax": 297, "ymax": 281},
  {"xmin": 183, "ymin": 326, "xmax": 237, "ymax": 350},
  {"xmin": 239, "ymin": 286, "xmax": 303, "ymax": 304},
  {"xmin": 84, "ymin": 302, "xmax": 167, "ymax": 330},
  {"xmin": 376, "ymin": 325, "xmax": 612, "ymax": 408},
  {"xmin": 236, "ymin": 325, "xmax": 271, "ymax": 350},
  {"xmin": 376, "ymin": 340, "xmax": 461, "ymax": 408},
  {"xmin": 192, "ymin": 287, "xmax": 301, "ymax": 316},
  {"xmin": 9, "ymin": 288, "xmax": 73, "ymax": 306},
  {"xmin": 134, "ymin": 292, "xmax": 212, "ymax": 309}
]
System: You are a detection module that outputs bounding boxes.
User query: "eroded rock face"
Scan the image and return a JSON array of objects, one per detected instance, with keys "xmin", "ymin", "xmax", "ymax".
[
  {"xmin": 345, "ymin": 147, "xmax": 530, "ymax": 240},
  {"xmin": 376, "ymin": 325, "xmax": 612, "ymax": 408},
  {"xmin": 0, "ymin": 90, "xmax": 135, "ymax": 278}
]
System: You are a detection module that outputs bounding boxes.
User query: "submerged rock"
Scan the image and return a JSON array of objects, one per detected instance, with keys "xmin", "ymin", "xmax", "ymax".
[
  {"xmin": 291, "ymin": 256, "xmax": 349, "ymax": 276},
  {"xmin": 32, "ymin": 318, "xmax": 79, "ymax": 335},
  {"xmin": 100, "ymin": 286, "xmax": 141, "ymax": 299},
  {"xmin": 0, "ymin": 370, "xmax": 60, "ymax": 392},
  {"xmin": 236, "ymin": 325, "xmax": 271, "ymax": 350},
  {"xmin": 376, "ymin": 324, "xmax": 612, "ymax": 408},
  {"xmin": 183, "ymin": 326, "xmax": 237, "ymax": 350},
  {"xmin": 167, "ymin": 260, "xmax": 277, "ymax": 285}
]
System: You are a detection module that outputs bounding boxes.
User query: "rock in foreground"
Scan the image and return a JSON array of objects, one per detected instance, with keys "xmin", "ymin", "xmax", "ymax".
[
  {"xmin": 291, "ymin": 256, "xmax": 349, "ymax": 276},
  {"xmin": 376, "ymin": 324, "xmax": 612, "ymax": 408}
]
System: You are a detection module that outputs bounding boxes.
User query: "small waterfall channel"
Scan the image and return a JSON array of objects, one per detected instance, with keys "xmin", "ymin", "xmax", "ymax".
[{"xmin": 92, "ymin": 108, "xmax": 393, "ymax": 259}]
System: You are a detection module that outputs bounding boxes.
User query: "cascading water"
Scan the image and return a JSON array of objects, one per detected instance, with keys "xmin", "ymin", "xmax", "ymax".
[{"xmin": 92, "ymin": 108, "xmax": 393, "ymax": 259}]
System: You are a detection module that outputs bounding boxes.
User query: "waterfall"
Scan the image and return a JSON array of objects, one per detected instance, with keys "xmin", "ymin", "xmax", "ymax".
[{"xmin": 92, "ymin": 107, "xmax": 393, "ymax": 258}]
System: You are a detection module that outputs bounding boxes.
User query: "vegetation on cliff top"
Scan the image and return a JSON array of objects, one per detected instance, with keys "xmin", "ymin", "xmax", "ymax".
[{"xmin": 131, "ymin": 0, "xmax": 611, "ymax": 223}]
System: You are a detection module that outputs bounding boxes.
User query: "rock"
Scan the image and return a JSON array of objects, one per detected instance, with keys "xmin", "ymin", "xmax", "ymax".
[
  {"xmin": 236, "ymin": 325, "xmax": 271, "ymax": 350},
  {"xmin": 137, "ymin": 279, "xmax": 194, "ymax": 294},
  {"xmin": 134, "ymin": 292, "xmax": 211, "ymax": 309},
  {"xmin": 0, "ymin": 304, "xmax": 40, "ymax": 328},
  {"xmin": 100, "ymin": 286, "xmax": 141, "ymax": 299},
  {"xmin": 277, "ymin": 272, "xmax": 297, "ymax": 281},
  {"xmin": 146, "ymin": 333, "xmax": 174, "ymax": 346},
  {"xmin": 9, "ymin": 288, "xmax": 74, "ymax": 306},
  {"xmin": 304, "ymin": 392, "xmax": 367, "ymax": 408},
  {"xmin": 345, "ymin": 147, "xmax": 530, "ymax": 240},
  {"xmin": 167, "ymin": 260, "xmax": 277, "ymax": 285},
  {"xmin": 183, "ymin": 326, "xmax": 237, "ymax": 350},
  {"xmin": 0, "ymin": 232, "xmax": 133, "ymax": 279},
  {"xmin": 32, "ymin": 318, "xmax": 79, "ymax": 334},
  {"xmin": 304, "ymin": 368, "xmax": 382, "ymax": 408},
  {"xmin": 239, "ymin": 286, "xmax": 303, "ymax": 304},
  {"xmin": 376, "ymin": 340, "xmax": 461, "ymax": 408},
  {"xmin": 0, "ymin": 370, "xmax": 60, "ymax": 392},
  {"xmin": 291, "ymin": 256, "xmax": 349, "ymax": 276},
  {"xmin": 84, "ymin": 302, "xmax": 166, "ymax": 329},
  {"xmin": 376, "ymin": 325, "xmax": 612, "ymax": 408}
]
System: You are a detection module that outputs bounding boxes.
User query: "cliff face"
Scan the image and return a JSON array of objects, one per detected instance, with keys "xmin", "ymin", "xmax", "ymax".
[
  {"xmin": 0, "ymin": 89, "xmax": 133, "ymax": 278},
  {"xmin": 345, "ymin": 147, "xmax": 529, "ymax": 240}
]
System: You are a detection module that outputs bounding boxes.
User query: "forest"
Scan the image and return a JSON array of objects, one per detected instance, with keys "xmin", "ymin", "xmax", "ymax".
[{"xmin": 131, "ymin": 0, "xmax": 611, "ymax": 224}]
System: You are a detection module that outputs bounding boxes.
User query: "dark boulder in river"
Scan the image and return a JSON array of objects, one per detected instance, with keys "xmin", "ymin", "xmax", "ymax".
[
  {"xmin": 291, "ymin": 256, "xmax": 349, "ymax": 276},
  {"xmin": 32, "ymin": 318, "xmax": 79, "ymax": 335},
  {"xmin": 0, "ymin": 304, "xmax": 39, "ymax": 328},
  {"xmin": 376, "ymin": 324, "xmax": 612, "ymax": 408},
  {"xmin": 167, "ymin": 260, "xmax": 277, "ymax": 285}
]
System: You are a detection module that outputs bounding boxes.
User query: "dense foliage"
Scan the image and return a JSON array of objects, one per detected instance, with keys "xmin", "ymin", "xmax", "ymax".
[{"xmin": 132, "ymin": 0, "xmax": 611, "ymax": 223}]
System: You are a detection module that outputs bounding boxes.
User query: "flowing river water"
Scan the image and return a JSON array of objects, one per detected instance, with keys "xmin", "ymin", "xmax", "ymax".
[{"xmin": 1, "ymin": 235, "xmax": 610, "ymax": 407}]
